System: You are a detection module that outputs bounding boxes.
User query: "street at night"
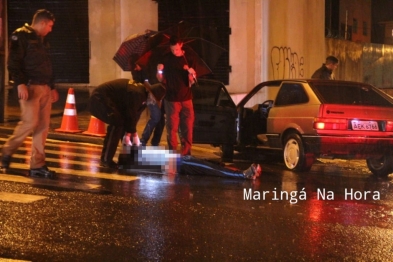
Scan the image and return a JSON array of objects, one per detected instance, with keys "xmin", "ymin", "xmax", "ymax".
[
  {"xmin": 1, "ymin": 0, "xmax": 393, "ymax": 261},
  {"xmin": 0, "ymin": 133, "xmax": 393, "ymax": 261}
]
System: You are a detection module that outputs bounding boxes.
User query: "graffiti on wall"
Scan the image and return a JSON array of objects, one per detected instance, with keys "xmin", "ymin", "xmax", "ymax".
[{"xmin": 271, "ymin": 46, "xmax": 304, "ymax": 80}]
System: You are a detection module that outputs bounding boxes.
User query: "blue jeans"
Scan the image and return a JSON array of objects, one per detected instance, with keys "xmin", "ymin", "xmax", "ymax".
[
  {"xmin": 141, "ymin": 103, "xmax": 165, "ymax": 146},
  {"xmin": 180, "ymin": 156, "xmax": 245, "ymax": 178}
]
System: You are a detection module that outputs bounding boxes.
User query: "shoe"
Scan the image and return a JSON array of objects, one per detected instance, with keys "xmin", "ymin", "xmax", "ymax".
[
  {"xmin": 1, "ymin": 155, "xmax": 11, "ymax": 169},
  {"xmin": 100, "ymin": 160, "xmax": 118, "ymax": 169},
  {"xmin": 243, "ymin": 164, "xmax": 262, "ymax": 180},
  {"xmin": 29, "ymin": 165, "xmax": 56, "ymax": 179}
]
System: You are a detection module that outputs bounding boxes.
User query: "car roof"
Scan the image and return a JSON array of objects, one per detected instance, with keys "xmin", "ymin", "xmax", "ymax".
[{"xmin": 273, "ymin": 79, "xmax": 374, "ymax": 86}]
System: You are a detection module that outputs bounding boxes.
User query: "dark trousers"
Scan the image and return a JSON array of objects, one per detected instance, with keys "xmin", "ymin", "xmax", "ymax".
[
  {"xmin": 101, "ymin": 125, "xmax": 124, "ymax": 163},
  {"xmin": 89, "ymin": 93, "xmax": 125, "ymax": 163}
]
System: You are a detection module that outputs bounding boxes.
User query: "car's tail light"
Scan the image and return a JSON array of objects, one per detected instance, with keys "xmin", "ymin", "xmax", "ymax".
[
  {"xmin": 385, "ymin": 121, "xmax": 393, "ymax": 131},
  {"xmin": 313, "ymin": 118, "xmax": 348, "ymax": 130}
]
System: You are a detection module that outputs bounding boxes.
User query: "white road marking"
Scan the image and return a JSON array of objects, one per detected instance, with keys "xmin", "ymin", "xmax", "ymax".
[
  {"xmin": 0, "ymin": 174, "xmax": 101, "ymax": 190},
  {"xmin": 0, "ymin": 258, "xmax": 31, "ymax": 262},
  {"xmin": 1, "ymin": 163, "xmax": 140, "ymax": 182},
  {"xmin": 0, "ymin": 191, "xmax": 47, "ymax": 203}
]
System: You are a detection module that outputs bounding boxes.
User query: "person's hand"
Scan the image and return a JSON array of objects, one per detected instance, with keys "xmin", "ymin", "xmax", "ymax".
[
  {"xmin": 132, "ymin": 133, "xmax": 141, "ymax": 146},
  {"xmin": 157, "ymin": 64, "xmax": 164, "ymax": 71},
  {"xmin": 157, "ymin": 64, "xmax": 164, "ymax": 82},
  {"xmin": 51, "ymin": 89, "xmax": 59, "ymax": 103},
  {"xmin": 122, "ymin": 134, "xmax": 132, "ymax": 146},
  {"xmin": 187, "ymin": 67, "xmax": 196, "ymax": 76},
  {"xmin": 17, "ymin": 84, "xmax": 28, "ymax": 101}
]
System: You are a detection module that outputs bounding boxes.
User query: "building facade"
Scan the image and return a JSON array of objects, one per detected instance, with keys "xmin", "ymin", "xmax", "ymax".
[{"xmin": 89, "ymin": 0, "xmax": 325, "ymax": 101}]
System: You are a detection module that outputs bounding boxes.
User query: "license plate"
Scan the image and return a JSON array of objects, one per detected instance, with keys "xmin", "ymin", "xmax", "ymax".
[{"xmin": 351, "ymin": 120, "xmax": 379, "ymax": 131}]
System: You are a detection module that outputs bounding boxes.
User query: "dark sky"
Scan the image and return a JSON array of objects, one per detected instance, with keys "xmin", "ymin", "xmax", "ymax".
[{"xmin": 372, "ymin": 0, "xmax": 393, "ymax": 22}]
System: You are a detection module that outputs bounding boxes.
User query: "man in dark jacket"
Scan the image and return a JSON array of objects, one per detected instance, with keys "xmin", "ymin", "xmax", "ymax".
[
  {"xmin": 1, "ymin": 9, "xmax": 58, "ymax": 178},
  {"xmin": 89, "ymin": 78, "xmax": 165, "ymax": 168},
  {"xmin": 311, "ymin": 55, "xmax": 339, "ymax": 80}
]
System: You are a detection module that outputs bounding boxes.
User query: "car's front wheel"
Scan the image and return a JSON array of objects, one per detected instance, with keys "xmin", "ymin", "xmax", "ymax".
[
  {"xmin": 366, "ymin": 155, "xmax": 393, "ymax": 177},
  {"xmin": 221, "ymin": 144, "xmax": 234, "ymax": 162},
  {"xmin": 283, "ymin": 133, "xmax": 314, "ymax": 171}
]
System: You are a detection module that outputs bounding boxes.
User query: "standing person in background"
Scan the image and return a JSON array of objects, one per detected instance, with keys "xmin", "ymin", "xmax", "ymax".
[
  {"xmin": 156, "ymin": 35, "xmax": 197, "ymax": 155},
  {"xmin": 311, "ymin": 55, "xmax": 339, "ymax": 80},
  {"xmin": 1, "ymin": 9, "xmax": 58, "ymax": 178},
  {"xmin": 140, "ymin": 90, "xmax": 166, "ymax": 147},
  {"xmin": 126, "ymin": 63, "xmax": 165, "ymax": 147}
]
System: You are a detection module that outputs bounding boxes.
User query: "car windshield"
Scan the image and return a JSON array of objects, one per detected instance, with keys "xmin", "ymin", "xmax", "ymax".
[{"xmin": 310, "ymin": 83, "xmax": 393, "ymax": 107}]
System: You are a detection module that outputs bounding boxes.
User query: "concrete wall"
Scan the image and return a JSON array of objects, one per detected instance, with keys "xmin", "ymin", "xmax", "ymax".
[
  {"xmin": 325, "ymin": 38, "xmax": 393, "ymax": 88},
  {"xmin": 88, "ymin": 0, "xmax": 325, "ymax": 99},
  {"xmin": 89, "ymin": 0, "xmax": 158, "ymax": 86},
  {"xmin": 229, "ymin": 0, "xmax": 325, "ymax": 104}
]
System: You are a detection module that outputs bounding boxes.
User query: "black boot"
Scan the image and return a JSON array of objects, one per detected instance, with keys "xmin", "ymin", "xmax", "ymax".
[
  {"xmin": 1, "ymin": 155, "xmax": 11, "ymax": 170},
  {"xmin": 29, "ymin": 165, "xmax": 56, "ymax": 179}
]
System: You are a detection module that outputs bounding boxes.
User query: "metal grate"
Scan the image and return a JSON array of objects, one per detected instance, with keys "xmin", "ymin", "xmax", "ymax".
[
  {"xmin": 7, "ymin": 0, "xmax": 89, "ymax": 83},
  {"xmin": 156, "ymin": 0, "xmax": 230, "ymax": 84}
]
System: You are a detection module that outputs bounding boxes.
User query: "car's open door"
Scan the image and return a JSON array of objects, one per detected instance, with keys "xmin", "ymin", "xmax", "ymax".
[{"xmin": 192, "ymin": 79, "xmax": 237, "ymax": 146}]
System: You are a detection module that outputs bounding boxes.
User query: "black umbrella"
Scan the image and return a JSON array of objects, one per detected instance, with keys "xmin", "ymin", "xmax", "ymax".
[
  {"xmin": 143, "ymin": 22, "xmax": 227, "ymax": 73},
  {"xmin": 159, "ymin": 20, "xmax": 222, "ymax": 47},
  {"xmin": 136, "ymin": 34, "xmax": 226, "ymax": 80},
  {"xmin": 113, "ymin": 30, "xmax": 156, "ymax": 71},
  {"xmin": 136, "ymin": 43, "xmax": 213, "ymax": 78}
]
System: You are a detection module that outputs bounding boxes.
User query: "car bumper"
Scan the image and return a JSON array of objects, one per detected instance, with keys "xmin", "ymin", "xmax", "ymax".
[{"xmin": 303, "ymin": 135, "xmax": 393, "ymax": 157}]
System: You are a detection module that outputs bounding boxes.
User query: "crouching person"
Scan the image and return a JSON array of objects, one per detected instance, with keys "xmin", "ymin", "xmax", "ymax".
[{"xmin": 88, "ymin": 79, "xmax": 165, "ymax": 169}]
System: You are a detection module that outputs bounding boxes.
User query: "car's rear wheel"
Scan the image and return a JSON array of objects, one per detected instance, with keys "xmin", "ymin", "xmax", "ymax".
[
  {"xmin": 283, "ymin": 133, "xmax": 314, "ymax": 171},
  {"xmin": 366, "ymin": 155, "xmax": 393, "ymax": 177}
]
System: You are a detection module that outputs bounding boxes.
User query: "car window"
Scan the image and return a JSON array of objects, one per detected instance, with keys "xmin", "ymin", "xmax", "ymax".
[
  {"xmin": 275, "ymin": 83, "xmax": 309, "ymax": 106},
  {"xmin": 192, "ymin": 80, "xmax": 235, "ymax": 107},
  {"xmin": 311, "ymin": 83, "xmax": 393, "ymax": 106},
  {"xmin": 244, "ymin": 88, "xmax": 266, "ymax": 108}
]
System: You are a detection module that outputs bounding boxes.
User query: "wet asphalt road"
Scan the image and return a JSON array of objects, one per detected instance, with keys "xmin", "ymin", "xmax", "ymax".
[{"xmin": 0, "ymin": 134, "xmax": 393, "ymax": 261}]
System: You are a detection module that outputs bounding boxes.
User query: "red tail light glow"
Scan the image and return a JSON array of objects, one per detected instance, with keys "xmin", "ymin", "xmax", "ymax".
[
  {"xmin": 386, "ymin": 121, "xmax": 393, "ymax": 132},
  {"xmin": 313, "ymin": 118, "xmax": 348, "ymax": 130}
]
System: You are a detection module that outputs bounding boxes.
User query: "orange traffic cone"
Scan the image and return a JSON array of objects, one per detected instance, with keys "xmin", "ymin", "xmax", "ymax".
[
  {"xmin": 83, "ymin": 116, "xmax": 106, "ymax": 137},
  {"xmin": 55, "ymin": 88, "xmax": 81, "ymax": 133}
]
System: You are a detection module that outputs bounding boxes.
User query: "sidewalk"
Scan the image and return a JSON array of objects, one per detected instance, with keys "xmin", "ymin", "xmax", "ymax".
[{"xmin": 0, "ymin": 86, "xmax": 220, "ymax": 156}]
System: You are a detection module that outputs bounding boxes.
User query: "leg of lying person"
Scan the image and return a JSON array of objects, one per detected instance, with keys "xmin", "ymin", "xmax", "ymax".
[{"xmin": 179, "ymin": 155, "xmax": 261, "ymax": 180}]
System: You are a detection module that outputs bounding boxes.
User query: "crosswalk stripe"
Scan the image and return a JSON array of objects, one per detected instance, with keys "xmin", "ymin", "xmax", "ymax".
[
  {"xmin": 1, "ymin": 162, "xmax": 140, "ymax": 182},
  {"xmin": 0, "ymin": 174, "xmax": 101, "ymax": 190},
  {"xmin": 0, "ymin": 136, "xmax": 141, "ymax": 182},
  {"xmin": 0, "ymin": 258, "xmax": 31, "ymax": 262},
  {"xmin": 52, "ymin": 167, "xmax": 140, "ymax": 181},
  {"xmin": 0, "ymin": 191, "xmax": 47, "ymax": 203}
]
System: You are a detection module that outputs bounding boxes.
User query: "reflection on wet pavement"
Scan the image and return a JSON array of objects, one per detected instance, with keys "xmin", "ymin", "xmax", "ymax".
[{"xmin": 0, "ymin": 135, "xmax": 393, "ymax": 261}]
